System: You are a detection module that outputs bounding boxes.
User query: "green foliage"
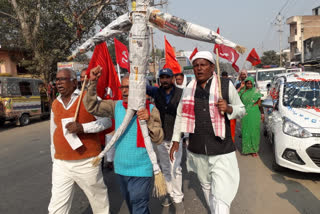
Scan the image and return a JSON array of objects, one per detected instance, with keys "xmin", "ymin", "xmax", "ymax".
[
  {"xmin": 257, "ymin": 50, "xmax": 287, "ymax": 68},
  {"xmin": 0, "ymin": 0, "xmax": 127, "ymax": 82}
]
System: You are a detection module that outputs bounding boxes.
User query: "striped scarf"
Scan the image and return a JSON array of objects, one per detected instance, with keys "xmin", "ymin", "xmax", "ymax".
[{"xmin": 180, "ymin": 73, "xmax": 226, "ymax": 139}]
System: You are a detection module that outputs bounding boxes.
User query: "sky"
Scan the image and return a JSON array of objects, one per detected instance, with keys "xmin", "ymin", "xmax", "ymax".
[{"xmin": 152, "ymin": 0, "xmax": 320, "ymax": 67}]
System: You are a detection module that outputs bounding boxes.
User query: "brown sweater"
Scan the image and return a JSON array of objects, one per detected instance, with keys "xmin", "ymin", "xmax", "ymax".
[{"xmin": 52, "ymin": 94, "xmax": 101, "ymax": 160}]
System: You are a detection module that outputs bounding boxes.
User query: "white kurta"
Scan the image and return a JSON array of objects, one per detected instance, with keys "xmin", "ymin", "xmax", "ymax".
[
  {"xmin": 171, "ymin": 77, "xmax": 245, "ymax": 213},
  {"xmin": 49, "ymin": 89, "xmax": 112, "ymax": 214}
]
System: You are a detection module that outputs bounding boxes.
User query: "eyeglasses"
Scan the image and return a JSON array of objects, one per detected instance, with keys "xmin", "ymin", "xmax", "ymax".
[
  {"xmin": 56, "ymin": 77, "xmax": 74, "ymax": 82},
  {"xmin": 119, "ymin": 86, "xmax": 129, "ymax": 89}
]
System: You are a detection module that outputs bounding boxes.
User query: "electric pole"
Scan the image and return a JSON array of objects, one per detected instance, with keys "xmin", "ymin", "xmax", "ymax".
[{"xmin": 275, "ymin": 13, "xmax": 284, "ymax": 67}]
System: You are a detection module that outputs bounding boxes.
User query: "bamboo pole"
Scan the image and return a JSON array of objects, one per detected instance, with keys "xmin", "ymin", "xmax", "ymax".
[
  {"xmin": 215, "ymin": 48, "xmax": 224, "ymax": 115},
  {"xmin": 74, "ymin": 75, "xmax": 87, "ymax": 121},
  {"xmin": 215, "ymin": 48, "xmax": 223, "ymax": 98}
]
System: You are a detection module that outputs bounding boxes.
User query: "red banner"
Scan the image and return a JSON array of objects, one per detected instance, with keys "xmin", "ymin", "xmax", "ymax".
[
  {"xmin": 163, "ymin": 36, "xmax": 181, "ymax": 74},
  {"xmin": 86, "ymin": 42, "xmax": 122, "ymax": 101},
  {"xmin": 114, "ymin": 38, "xmax": 130, "ymax": 72},
  {"xmin": 246, "ymin": 48, "xmax": 261, "ymax": 66},
  {"xmin": 214, "ymin": 28, "xmax": 240, "ymax": 72}
]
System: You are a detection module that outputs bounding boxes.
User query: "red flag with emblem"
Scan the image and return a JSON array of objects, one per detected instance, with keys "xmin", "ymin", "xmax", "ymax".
[
  {"xmin": 246, "ymin": 48, "xmax": 261, "ymax": 66},
  {"xmin": 214, "ymin": 28, "xmax": 240, "ymax": 72},
  {"xmin": 114, "ymin": 38, "xmax": 130, "ymax": 72},
  {"xmin": 163, "ymin": 36, "xmax": 181, "ymax": 74}
]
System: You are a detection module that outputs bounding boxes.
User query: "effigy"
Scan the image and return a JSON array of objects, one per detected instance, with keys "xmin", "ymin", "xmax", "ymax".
[{"xmin": 69, "ymin": 0, "xmax": 245, "ymax": 197}]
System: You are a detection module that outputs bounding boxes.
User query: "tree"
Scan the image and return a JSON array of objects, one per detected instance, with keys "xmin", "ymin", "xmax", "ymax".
[
  {"xmin": 257, "ymin": 50, "xmax": 287, "ymax": 68},
  {"xmin": 0, "ymin": 0, "xmax": 127, "ymax": 82}
]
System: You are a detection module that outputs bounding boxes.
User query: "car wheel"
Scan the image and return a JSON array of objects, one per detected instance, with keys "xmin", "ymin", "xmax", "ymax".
[
  {"xmin": 272, "ymin": 159, "xmax": 285, "ymax": 172},
  {"xmin": 19, "ymin": 114, "xmax": 30, "ymax": 126},
  {"xmin": 40, "ymin": 113, "xmax": 50, "ymax": 120},
  {"xmin": 272, "ymin": 140, "xmax": 285, "ymax": 172},
  {"xmin": 0, "ymin": 119, "xmax": 5, "ymax": 126}
]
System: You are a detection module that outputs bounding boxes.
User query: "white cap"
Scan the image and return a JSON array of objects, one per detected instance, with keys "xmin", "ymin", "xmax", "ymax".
[{"xmin": 191, "ymin": 51, "xmax": 215, "ymax": 64}]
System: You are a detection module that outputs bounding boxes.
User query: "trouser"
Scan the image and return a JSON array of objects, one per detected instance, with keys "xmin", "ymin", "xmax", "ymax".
[
  {"xmin": 48, "ymin": 158, "xmax": 109, "ymax": 214},
  {"xmin": 201, "ymin": 183, "xmax": 230, "ymax": 214},
  {"xmin": 157, "ymin": 140, "xmax": 184, "ymax": 203},
  {"xmin": 117, "ymin": 174, "xmax": 152, "ymax": 214},
  {"xmin": 187, "ymin": 151, "xmax": 240, "ymax": 214}
]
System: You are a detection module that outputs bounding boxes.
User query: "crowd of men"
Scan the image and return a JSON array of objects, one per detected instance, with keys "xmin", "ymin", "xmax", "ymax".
[{"xmin": 49, "ymin": 51, "xmax": 246, "ymax": 214}]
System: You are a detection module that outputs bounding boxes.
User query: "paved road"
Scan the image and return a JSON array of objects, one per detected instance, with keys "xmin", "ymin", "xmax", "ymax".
[{"xmin": 1, "ymin": 119, "xmax": 320, "ymax": 214}]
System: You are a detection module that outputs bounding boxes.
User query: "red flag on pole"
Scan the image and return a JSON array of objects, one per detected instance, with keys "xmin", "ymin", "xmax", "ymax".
[
  {"xmin": 114, "ymin": 38, "xmax": 130, "ymax": 72},
  {"xmin": 189, "ymin": 47, "xmax": 198, "ymax": 60},
  {"xmin": 214, "ymin": 28, "xmax": 240, "ymax": 72},
  {"xmin": 163, "ymin": 36, "xmax": 181, "ymax": 74},
  {"xmin": 246, "ymin": 48, "xmax": 261, "ymax": 66},
  {"xmin": 86, "ymin": 42, "xmax": 122, "ymax": 101}
]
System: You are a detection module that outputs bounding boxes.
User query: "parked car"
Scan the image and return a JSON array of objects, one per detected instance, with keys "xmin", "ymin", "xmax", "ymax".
[
  {"xmin": 247, "ymin": 69, "xmax": 257, "ymax": 79},
  {"xmin": 0, "ymin": 76, "xmax": 50, "ymax": 126},
  {"xmin": 263, "ymin": 72, "xmax": 320, "ymax": 173},
  {"xmin": 286, "ymin": 68, "xmax": 302, "ymax": 73},
  {"xmin": 256, "ymin": 67, "xmax": 286, "ymax": 100}
]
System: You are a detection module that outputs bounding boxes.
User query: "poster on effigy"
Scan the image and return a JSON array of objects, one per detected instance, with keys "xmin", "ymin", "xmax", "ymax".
[
  {"xmin": 147, "ymin": 7, "xmax": 237, "ymax": 49},
  {"xmin": 128, "ymin": 12, "xmax": 150, "ymax": 111},
  {"xmin": 72, "ymin": 13, "xmax": 132, "ymax": 58}
]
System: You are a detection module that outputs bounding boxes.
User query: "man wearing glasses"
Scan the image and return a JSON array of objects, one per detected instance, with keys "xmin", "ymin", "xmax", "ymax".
[
  {"xmin": 84, "ymin": 68, "xmax": 164, "ymax": 214},
  {"xmin": 48, "ymin": 68, "xmax": 111, "ymax": 214}
]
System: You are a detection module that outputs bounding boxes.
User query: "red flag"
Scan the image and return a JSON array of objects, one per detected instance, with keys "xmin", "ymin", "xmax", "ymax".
[
  {"xmin": 163, "ymin": 36, "xmax": 181, "ymax": 74},
  {"xmin": 214, "ymin": 28, "xmax": 240, "ymax": 72},
  {"xmin": 246, "ymin": 48, "xmax": 261, "ymax": 66},
  {"xmin": 189, "ymin": 47, "xmax": 198, "ymax": 60},
  {"xmin": 114, "ymin": 38, "xmax": 130, "ymax": 72},
  {"xmin": 86, "ymin": 42, "xmax": 122, "ymax": 101}
]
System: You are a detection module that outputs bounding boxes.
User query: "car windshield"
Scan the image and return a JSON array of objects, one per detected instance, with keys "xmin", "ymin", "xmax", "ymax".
[
  {"xmin": 257, "ymin": 70, "xmax": 284, "ymax": 81},
  {"xmin": 283, "ymin": 81, "xmax": 320, "ymax": 108}
]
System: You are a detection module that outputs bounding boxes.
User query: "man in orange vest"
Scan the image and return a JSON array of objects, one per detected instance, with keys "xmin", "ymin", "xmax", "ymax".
[{"xmin": 48, "ymin": 68, "xmax": 111, "ymax": 214}]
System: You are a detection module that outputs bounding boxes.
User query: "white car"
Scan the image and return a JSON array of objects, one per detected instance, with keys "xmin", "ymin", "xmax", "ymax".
[
  {"xmin": 263, "ymin": 72, "xmax": 320, "ymax": 173},
  {"xmin": 256, "ymin": 67, "xmax": 286, "ymax": 100}
]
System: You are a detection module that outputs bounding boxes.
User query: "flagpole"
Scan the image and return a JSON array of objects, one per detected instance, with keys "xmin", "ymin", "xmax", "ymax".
[
  {"xmin": 116, "ymin": 63, "xmax": 122, "ymax": 82},
  {"xmin": 215, "ymin": 48, "xmax": 224, "ymax": 115},
  {"xmin": 74, "ymin": 75, "xmax": 88, "ymax": 121}
]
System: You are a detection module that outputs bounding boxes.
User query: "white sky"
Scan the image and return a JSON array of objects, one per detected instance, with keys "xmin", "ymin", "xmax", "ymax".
[{"xmin": 152, "ymin": 0, "xmax": 320, "ymax": 67}]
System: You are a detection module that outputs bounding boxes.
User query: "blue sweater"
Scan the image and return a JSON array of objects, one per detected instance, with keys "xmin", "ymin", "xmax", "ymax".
[{"xmin": 114, "ymin": 101, "xmax": 154, "ymax": 177}]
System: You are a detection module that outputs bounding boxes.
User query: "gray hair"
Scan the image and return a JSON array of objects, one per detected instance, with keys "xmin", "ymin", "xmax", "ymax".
[
  {"xmin": 121, "ymin": 73, "xmax": 130, "ymax": 83},
  {"xmin": 58, "ymin": 68, "xmax": 77, "ymax": 80}
]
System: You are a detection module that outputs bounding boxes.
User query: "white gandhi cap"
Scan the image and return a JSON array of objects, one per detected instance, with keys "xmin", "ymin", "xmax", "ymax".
[{"xmin": 191, "ymin": 51, "xmax": 215, "ymax": 64}]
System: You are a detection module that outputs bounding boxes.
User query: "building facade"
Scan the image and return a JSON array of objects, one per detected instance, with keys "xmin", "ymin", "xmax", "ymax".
[{"xmin": 287, "ymin": 7, "xmax": 320, "ymax": 63}]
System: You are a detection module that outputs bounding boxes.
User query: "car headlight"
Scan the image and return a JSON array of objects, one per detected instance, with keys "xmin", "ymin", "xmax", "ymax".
[{"xmin": 283, "ymin": 117, "xmax": 312, "ymax": 138}]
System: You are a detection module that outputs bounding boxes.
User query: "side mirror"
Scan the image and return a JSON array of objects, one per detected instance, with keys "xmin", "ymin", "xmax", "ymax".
[{"xmin": 262, "ymin": 99, "xmax": 274, "ymax": 108}]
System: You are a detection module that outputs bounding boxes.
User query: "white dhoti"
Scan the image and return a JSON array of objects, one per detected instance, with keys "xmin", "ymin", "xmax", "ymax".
[
  {"xmin": 48, "ymin": 157, "xmax": 109, "ymax": 214},
  {"xmin": 186, "ymin": 151, "xmax": 239, "ymax": 214},
  {"xmin": 157, "ymin": 140, "xmax": 184, "ymax": 203}
]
